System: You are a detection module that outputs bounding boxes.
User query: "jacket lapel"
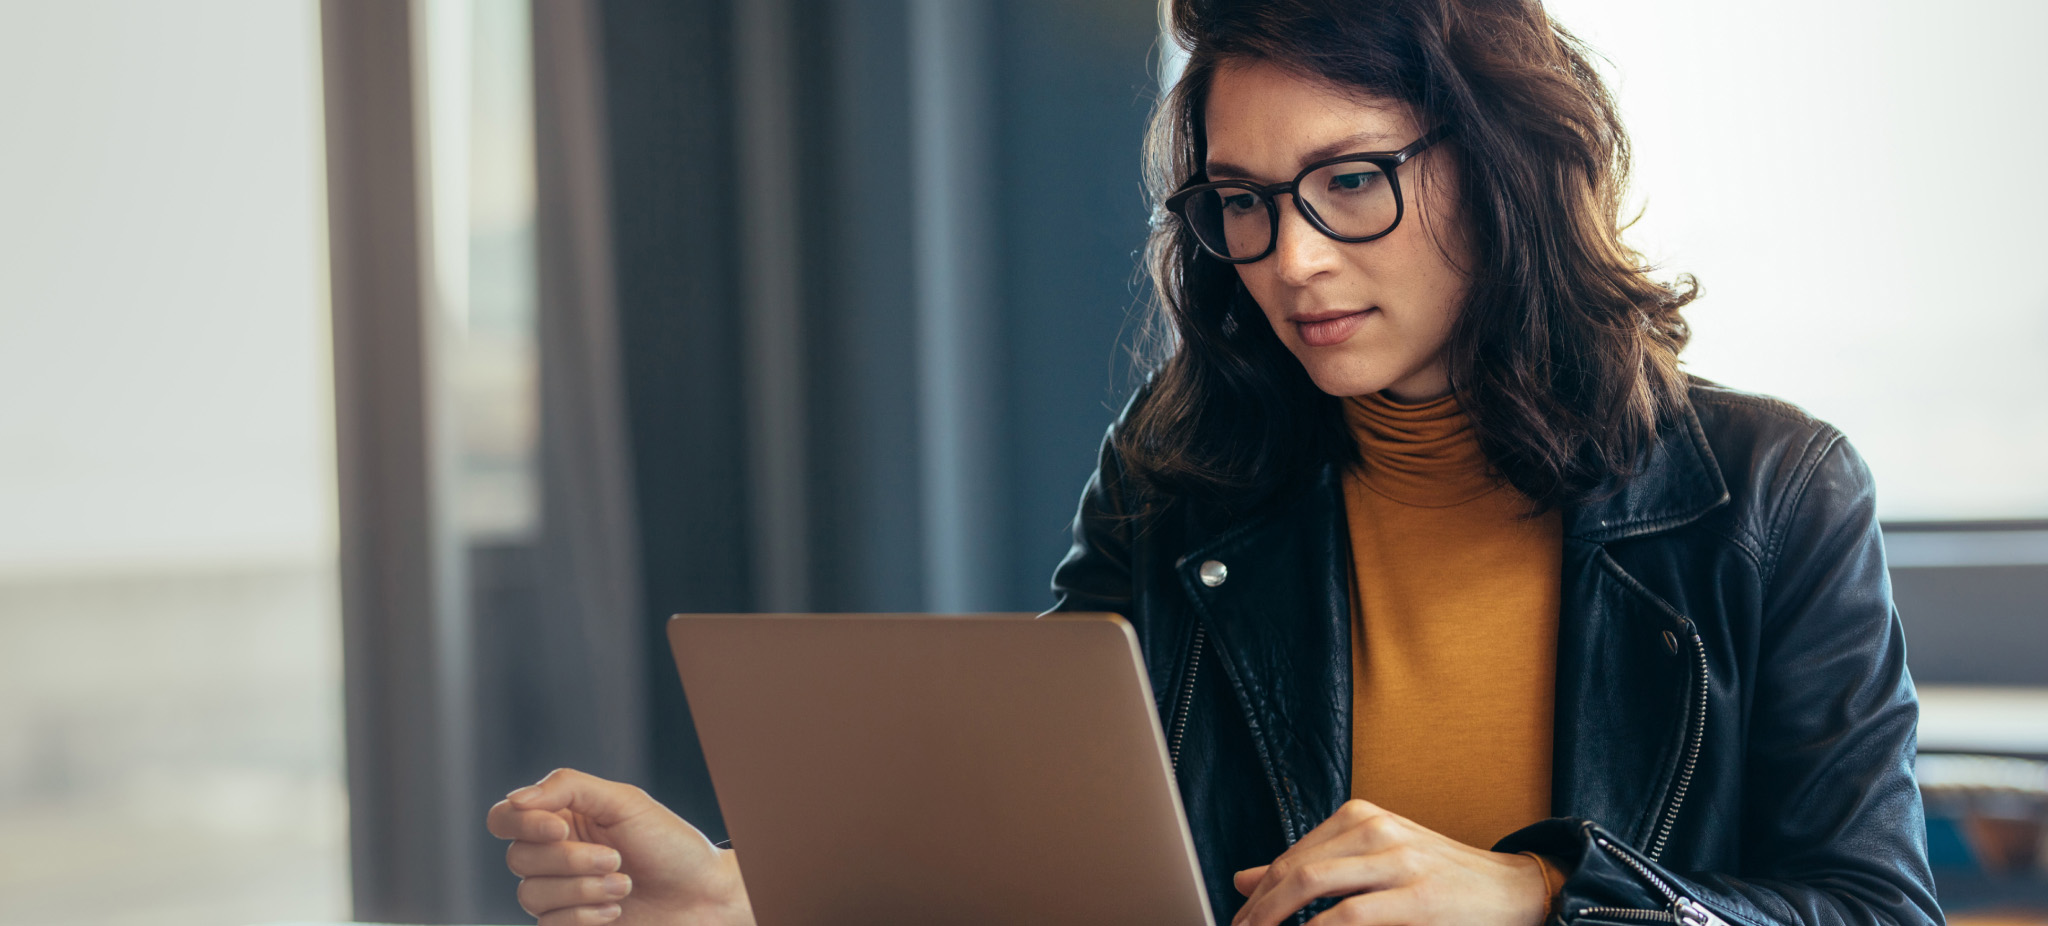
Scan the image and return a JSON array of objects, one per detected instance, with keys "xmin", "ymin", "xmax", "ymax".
[
  {"xmin": 1564, "ymin": 393, "xmax": 1729, "ymax": 543},
  {"xmin": 1551, "ymin": 540, "xmax": 1701, "ymax": 847},
  {"xmin": 1174, "ymin": 467, "xmax": 1353, "ymax": 841},
  {"xmin": 1552, "ymin": 397, "xmax": 1730, "ymax": 846}
]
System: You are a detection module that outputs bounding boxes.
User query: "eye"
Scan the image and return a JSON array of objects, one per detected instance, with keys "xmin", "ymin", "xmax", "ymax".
[
  {"xmin": 1328, "ymin": 170, "xmax": 1383, "ymax": 192},
  {"xmin": 1221, "ymin": 192, "xmax": 1260, "ymax": 213}
]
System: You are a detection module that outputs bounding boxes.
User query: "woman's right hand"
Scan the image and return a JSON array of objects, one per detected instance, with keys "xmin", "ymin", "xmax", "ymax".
[{"xmin": 486, "ymin": 768, "xmax": 754, "ymax": 926}]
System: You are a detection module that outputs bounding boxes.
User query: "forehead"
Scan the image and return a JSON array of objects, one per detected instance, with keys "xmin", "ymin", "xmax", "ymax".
[{"xmin": 1202, "ymin": 59, "xmax": 1417, "ymax": 181}]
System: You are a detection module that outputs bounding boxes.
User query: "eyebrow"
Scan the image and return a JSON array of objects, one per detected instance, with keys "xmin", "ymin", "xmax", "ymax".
[{"xmin": 1205, "ymin": 131, "xmax": 1402, "ymax": 182}]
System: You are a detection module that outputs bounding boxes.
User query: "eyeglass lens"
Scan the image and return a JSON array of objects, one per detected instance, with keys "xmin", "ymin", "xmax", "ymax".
[{"xmin": 1182, "ymin": 159, "xmax": 1396, "ymax": 259}]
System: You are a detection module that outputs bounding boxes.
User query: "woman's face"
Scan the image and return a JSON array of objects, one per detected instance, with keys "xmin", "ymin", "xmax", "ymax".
[{"xmin": 1202, "ymin": 59, "xmax": 1471, "ymax": 401}]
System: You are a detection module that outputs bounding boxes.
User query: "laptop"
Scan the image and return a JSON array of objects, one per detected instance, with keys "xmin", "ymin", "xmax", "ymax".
[{"xmin": 666, "ymin": 612, "xmax": 1215, "ymax": 926}]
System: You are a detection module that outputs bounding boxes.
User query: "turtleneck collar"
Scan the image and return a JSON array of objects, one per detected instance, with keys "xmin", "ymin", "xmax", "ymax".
[{"xmin": 1342, "ymin": 390, "xmax": 1501, "ymax": 508}]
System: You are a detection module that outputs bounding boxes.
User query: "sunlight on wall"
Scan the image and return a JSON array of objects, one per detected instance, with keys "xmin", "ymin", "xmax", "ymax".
[{"xmin": 1544, "ymin": 0, "xmax": 2048, "ymax": 520}]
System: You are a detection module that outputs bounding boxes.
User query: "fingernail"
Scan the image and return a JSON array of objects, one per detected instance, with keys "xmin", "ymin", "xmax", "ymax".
[
  {"xmin": 507, "ymin": 786, "xmax": 541, "ymax": 804},
  {"xmin": 603, "ymin": 872, "xmax": 631, "ymax": 897},
  {"xmin": 596, "ymin": 849, "xmax": 622, "ymax": 871},
  {"xmin": 596, "ymin": 902, "xmax": 622, "ymax": 920}
]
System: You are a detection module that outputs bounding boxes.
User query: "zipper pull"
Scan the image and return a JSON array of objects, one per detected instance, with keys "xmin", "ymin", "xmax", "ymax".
[{"xmin": 1673, "ymin": 897, "xmax": 1713, "ymax": 926}]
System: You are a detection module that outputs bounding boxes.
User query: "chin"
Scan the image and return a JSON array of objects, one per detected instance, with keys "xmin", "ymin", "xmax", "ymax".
[
  {"xmin": 1279, "ymin": 329, "xmax": 1448, "ymax": 399},
  {"xmin": 1295, "ymin": 356, "xmax": 1393, "ymax": 398}
]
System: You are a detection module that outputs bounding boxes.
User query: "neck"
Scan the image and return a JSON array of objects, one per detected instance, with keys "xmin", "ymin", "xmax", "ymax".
[
  {"xmin": 1379, "ymin": 382, "xmax": 1454, "ymax": 404},
  {"xmin": 1374, "ymin": 357, "xmax": 1453, "ymax": 404}
]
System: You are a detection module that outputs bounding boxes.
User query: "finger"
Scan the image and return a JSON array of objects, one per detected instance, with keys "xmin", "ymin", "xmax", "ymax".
[
  {"xmin": 1235, "ymin": 803, "xmax": 1409, "ymax": 925},
  {"xmin": 1274, "ymin": 805, "xmax": 1413, "ymax": 886},
  {"xmin": 517, "ymin": 873, "xmax": 632, "ymax": 916},
  {"xmin": 507, "ymin": 840, "xmax": 624, "ymax": 878},
  {"xmin": 487, "ymin": 802, "xmax": 572, "ymax": 842},
  {"xmin": 1295, "ymin": 800, "xmax": 1405, "ymax": 856},
  {"xmin": 1307, "ymin": 886, "xmax": 1414, "ymax": 926},
  {"xmin": 1232, "ymin": 851, "xmax": 1411, "ymax": 926},
  {"xmin": 535, "ymin": 902, "xmax": 623, "ymax": 926},
  {"xmin": 1235, "ymin": 864, "xmax": 1270, "ymax": 896},
  {"xmin": 1245, "ymin": 800, "xmax": 1394, "ymax": 899},
  {"xmin": 507, "ymin": 768, "xmax": 659, "ymax": 829}
]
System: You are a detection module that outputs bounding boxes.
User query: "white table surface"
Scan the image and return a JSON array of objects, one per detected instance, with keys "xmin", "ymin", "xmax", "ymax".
[{"xmin": 1914, "ymin": 685, "xmax": 2048, "ymax": 755}]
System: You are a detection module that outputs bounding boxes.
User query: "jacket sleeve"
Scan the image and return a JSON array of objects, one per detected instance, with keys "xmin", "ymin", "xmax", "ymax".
[
  {"xmin": 1500, "ymin": 433, "xmax": 1943, "ymax": 926},
  {"xmin": 1046, "ymin": 416, "xmax": 1139, "ymax": 616}
]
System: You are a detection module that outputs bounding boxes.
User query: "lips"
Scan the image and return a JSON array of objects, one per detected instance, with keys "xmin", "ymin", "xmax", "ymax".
[{"xmin": 1293, "ymin": 308, "xmax": 1376, "ymax": 348}]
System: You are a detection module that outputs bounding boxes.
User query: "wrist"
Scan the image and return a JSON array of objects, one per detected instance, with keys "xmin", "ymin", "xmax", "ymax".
[
  {"xmin": 699, "ymin": 848, "xmax": 755, "ymax": 926},
  {"xmin": 1517, "ymin": 851, "xmax": 1562, "ymax": 924}
]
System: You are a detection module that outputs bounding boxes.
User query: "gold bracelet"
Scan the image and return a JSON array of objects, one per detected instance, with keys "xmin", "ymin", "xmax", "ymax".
[{"xmin": 1518, "ymin": 851, "xmax": 1561, "ymax": 922}]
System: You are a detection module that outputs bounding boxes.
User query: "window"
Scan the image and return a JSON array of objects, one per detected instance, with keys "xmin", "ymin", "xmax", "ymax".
[{"xmin": 0, "ymin": 3, "xmax": 346, "ymax": 925}]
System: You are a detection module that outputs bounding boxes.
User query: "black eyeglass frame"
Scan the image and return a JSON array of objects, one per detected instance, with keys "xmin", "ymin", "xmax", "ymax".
[{"xmin": 1163, "ymin": 125, "xmax": 1454, "ymax": 264}]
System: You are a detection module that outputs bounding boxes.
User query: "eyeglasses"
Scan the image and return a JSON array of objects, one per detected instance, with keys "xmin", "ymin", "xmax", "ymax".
[{"xmin": 1163, "ymin": 125, "xmax": 1452, "ymax": 264}]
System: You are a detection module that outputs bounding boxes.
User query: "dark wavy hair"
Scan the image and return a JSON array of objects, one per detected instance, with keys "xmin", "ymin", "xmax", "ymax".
[{"xmin": 1119, "ymin": 0, "xmax": 1696, "ymax": 512}]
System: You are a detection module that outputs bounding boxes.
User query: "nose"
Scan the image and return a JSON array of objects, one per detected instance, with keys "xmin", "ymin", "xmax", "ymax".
[{"xmin": 1268, "ymin": 193, "xmax": 1341, "ymax": 285}]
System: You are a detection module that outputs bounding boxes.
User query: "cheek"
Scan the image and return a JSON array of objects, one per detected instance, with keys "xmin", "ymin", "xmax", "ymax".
[
  {"xmin": 1409, "ymin": 182, "xmax": 1477, "ymax": 304},
  {"xmin": 1365, "ymin": 221, "xmax": 1471, "ymax": 327},
  {"xmin": 1381, "ymin": 246, "xmax": 1463, "ymax": 318}
]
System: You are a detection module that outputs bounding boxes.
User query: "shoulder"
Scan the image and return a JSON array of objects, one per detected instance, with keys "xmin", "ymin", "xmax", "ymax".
[
  {"xmin": 1680, "ymin": 377, "xmax": 1878, "ymax": 580},
  {"xmin": 1685, "ymin": 377, "xmax": 1858, "ymax": 486}
]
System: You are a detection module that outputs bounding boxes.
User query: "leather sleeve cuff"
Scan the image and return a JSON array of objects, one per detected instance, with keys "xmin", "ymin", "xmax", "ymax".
[{"xmin": 1495, "ymin": 818, "xmax": 1735, "ymax": 926}]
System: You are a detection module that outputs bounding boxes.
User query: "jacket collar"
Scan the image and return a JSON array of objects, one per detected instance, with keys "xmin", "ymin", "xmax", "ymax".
[
  {"xmin": 1207, "ymin": 389, "xmax": 1731, "ymax": 547},
  {"xmin": 1563, "ymin": 394, "xmax": 1730, "ymax": 543}
]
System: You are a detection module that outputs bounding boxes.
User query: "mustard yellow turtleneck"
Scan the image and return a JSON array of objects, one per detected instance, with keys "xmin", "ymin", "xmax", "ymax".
[{"xmin": 1343, "ymin": 390, "xmax": 1561, "ymax": 850}]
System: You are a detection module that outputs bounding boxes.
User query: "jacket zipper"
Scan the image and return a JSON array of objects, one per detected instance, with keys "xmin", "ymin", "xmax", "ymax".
[
  {"xmin": 1596, "ymin": 836, "xmax": 1677, "ymax": 903},
  {"xmin": 1167, "ymin": 622, "xmax": 1299, "ymax": 842},
  {"xmin": 1169, "ymin": 623, "xmax": 1205, "ymax": 771},
  {"xmin": 1579, "ymin": 837, "xmax": 1715, "ymax": 926},
  {"xmin": 1576, "ymin": 630, "xmax": 1713, "ymax": 924},
  {"xmin": 1576, "ymin": 900, "xmax": 1713, "ymax": 926},
  {"xmin": 1576, "ymin": 909, "xmax": 1677, "ymax": 924},
  {"xmin": 1650, "ymin": 629, "xmax": 1708, "ymax": 861}
]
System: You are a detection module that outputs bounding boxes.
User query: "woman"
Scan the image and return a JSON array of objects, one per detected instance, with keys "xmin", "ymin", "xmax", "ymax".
[{"xmin": 486, "ymin": 1, "xmax": 1942, "ymax": 924}]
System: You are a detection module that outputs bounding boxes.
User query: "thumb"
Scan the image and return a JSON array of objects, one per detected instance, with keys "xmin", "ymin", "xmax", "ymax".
[{"xmin": 506, "ymin": 768, "xmax": 656, "ymax": 828}]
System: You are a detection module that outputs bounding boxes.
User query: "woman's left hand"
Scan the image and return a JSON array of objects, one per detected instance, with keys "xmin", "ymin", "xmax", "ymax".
[{"xmin": 1230, "ymin": 799, "xmax": 1552, "ymax": 926}]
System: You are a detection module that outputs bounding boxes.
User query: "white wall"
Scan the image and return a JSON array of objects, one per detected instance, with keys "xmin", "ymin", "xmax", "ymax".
[
  {"xmin": 1544, "ymin": 0, "xmax": 2048, "ymax": 520},
  {"xmin": 0, "ymin": 0, "xmax": 333, "ymax": 574}
]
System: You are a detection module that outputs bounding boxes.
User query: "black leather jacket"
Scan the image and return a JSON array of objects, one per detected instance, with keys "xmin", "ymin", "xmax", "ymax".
[{"xmin": 1049, "ymin": 380, "xmax": 1942, "ymax": 926}]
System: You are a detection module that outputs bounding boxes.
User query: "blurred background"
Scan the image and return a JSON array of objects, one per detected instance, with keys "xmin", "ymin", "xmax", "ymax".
[{"xmin": 0, "ymin": 0, "xmax": 2040, "ymax": 924}]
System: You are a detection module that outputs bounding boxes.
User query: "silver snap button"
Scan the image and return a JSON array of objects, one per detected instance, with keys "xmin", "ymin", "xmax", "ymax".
[
  {"xmin": 1661, "ymin": 630, "xmax": 1680, "ymax": 654},
  {"xmin": 1198, "ymin": 560, "xmax": 1228, "ymax": 587}
]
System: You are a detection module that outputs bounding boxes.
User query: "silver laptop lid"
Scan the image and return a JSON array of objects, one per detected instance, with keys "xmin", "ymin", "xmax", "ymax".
[{"xmin": 667, "ymin": 612, "xmax": 1214, "ymax": 926}]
